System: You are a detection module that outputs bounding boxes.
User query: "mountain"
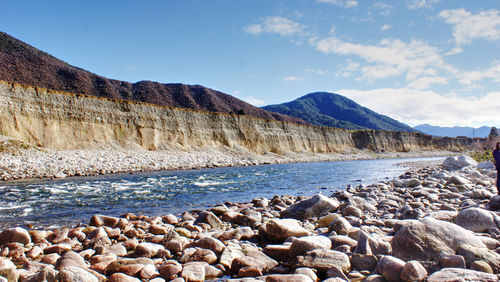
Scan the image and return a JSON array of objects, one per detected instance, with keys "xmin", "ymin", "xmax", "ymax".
[
  {"xmin": 0, "ymin": 31, "xmax": 304, "ymax": 124},
  {"xmin": 262, "ymin": 92, "xmax": 417, "ymax": 132},
  {"xmin": 413, "ymin": 124, "xmax": 493, "ymax": 138}
]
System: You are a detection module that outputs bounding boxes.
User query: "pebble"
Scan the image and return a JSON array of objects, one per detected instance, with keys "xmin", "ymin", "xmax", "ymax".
[{"xmin": 1, "ymin": 155, "xmax": 499, "ymax": 281}]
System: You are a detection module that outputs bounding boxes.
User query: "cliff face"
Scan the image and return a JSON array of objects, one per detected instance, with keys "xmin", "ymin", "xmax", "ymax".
[
  {"xmin": 0, "ymin": 32, "xmax": 304, "ymax": 125},
  {"xmin": 0, "ymin": 81, "xmax": 483, "ymax": 154}
]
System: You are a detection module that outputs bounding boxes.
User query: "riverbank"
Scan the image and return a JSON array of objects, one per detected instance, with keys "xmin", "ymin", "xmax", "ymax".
[
  {"xmin": 0, "ymin": 156, "xmax": 499, "ymax": 281},
  {"xmin": 0, "ymin": 135, "xmax": 455, "ymax": 181}
]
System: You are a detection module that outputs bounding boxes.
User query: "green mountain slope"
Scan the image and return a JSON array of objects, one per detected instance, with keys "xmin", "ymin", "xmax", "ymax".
[{"xmin": 262, "ymin": 92, "xmax": 417, "ymax": 132}]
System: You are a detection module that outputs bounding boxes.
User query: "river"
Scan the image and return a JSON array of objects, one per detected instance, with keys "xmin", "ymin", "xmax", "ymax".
[{"xmin": 0, "ymin": 157, "xmax": 444, "ymax": 228}]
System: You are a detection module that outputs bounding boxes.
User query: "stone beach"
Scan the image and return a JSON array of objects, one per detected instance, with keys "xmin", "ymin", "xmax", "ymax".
[
  {"xmin": 0, "ymin": 134, "xmax": 452, "ymax": 181},
  {"xmin": 1, "ymin": 155, "xmax": 499, "ymax": 281}
]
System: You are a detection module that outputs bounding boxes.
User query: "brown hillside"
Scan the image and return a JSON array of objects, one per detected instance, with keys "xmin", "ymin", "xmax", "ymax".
[{"xmin": 0, "ymin": 31, "xmax": 305, "ymax": 124}]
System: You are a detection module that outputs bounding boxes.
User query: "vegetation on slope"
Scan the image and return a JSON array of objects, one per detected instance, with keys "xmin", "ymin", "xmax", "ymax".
[
  {"xmin": 0, "ymin": 31, "xmax": 305, "ymax": 124},
  {"xmin": 262, "ymin": 92, "xmax": 417, "ymax": 132}
]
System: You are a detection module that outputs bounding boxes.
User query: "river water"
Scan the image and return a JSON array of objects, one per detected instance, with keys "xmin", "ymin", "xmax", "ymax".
[{"xmin": 0, "ymin": 157, "xmax": 443, "ymax": 229}]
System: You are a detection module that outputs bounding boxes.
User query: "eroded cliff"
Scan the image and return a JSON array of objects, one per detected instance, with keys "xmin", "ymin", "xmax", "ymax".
[{"xmin": 0, "ymin": 81, "xmax": 482, "ymax": 154}]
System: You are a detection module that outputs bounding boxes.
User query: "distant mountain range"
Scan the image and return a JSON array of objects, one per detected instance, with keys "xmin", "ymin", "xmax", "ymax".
[
  {"xmin": 413, "ymin": 124, "xmax": 494, "ymax": 138},
  {"xmin": 0, "ymin": 31, "xmax": 304, "ymax": 124},
  {"xmin": 262, "ymin": 92, "xmax": 417, "ymax": 132}
]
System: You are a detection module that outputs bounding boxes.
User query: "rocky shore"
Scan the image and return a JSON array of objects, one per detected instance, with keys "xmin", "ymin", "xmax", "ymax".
[
  {"xmin": 0, "ymin": 135, "xmax": 452, "ymax": 182},
  {"xmin": 1, "ymin": 155, "xmax": 500, "ymax": 281}
]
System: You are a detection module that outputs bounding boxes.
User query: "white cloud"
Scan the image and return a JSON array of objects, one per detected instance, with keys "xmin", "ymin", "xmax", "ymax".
[
  {"xmin": 444, "ymin": 47, "xmax": 463, "ymax": 56},
  {"xmin": 407, "ymin": 76, "xmax": 448, "ymax": 89},
  {"xmin": 408, "ymin": 0, "xmax": 440, "ymax": 10},
  {"xmin": 284, "ymin": 76, "xmax": 303, "ymax": 81},
  {"xmin": 336, "ymin": 61, "xmax": 360, "ymax": 78},
  {"xmin": 317, "ymin": 0, "xmax": 358, "ymax": 8},
  {"xmin": 459, "ymin": 61, "xmax": 500, "ymax": 85},
  {"xmin": 244, "ymin": 16, "xmax": 305, "ymax": 36},
  {"xmin": 306, "ymin": 69, "xmax": 328, "ymax": 76},
  {"xmin": 338, "ymin": 88, "xmax": 500, "ymax": 127},
  {"xmin": 381, "ymin": 24, "xmax": 391, "ymax": 31},
  {"xmin": 439, "ymin": 8, "xmax": 500, "ymax": 45},
  {"xmin": 244, "ymin": 24, "xmax": 263, "ymax": 35},
  {"xmin": 313, "ymin": 36, "xmax": 448, "ymax": 83},
  {"xmin": 243, "ymin": 96, "xmax": 265, "ymax": 106},
  {"xmin": 374, "ymin": 2, "xmax": 393, "ymax": 16}
]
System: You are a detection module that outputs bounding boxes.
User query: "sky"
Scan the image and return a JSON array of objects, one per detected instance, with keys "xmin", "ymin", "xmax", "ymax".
[{"xmin": 1, "ymin": 0, "xmax": 500, "ymax": 128}]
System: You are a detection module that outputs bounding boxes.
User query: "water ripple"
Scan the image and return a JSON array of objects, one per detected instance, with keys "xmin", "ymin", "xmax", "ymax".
[{"xmin": 0, "ymin": 157, "xmax": 443, "ymax": 228}]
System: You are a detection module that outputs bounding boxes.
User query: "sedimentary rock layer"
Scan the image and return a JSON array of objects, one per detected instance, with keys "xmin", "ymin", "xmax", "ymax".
[{"xmin": 0, "ymin": 80, "xmax": 482, "ymax": 153}]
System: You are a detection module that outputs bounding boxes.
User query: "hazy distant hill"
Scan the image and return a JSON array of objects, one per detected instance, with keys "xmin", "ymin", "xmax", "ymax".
[
  {"xmin": 414, "ymin": 124, "xmax": 492, "ymax": 138},
  {"xmin": 0, "ymin": 31, "xmax": 305, "ymax": 124},
  {"xmin": 262, "ymin": 92, "xmax": 417, "ymax": 132}
]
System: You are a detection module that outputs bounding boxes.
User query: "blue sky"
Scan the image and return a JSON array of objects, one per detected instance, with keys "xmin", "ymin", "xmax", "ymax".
[{"xmin": 1, "ymin": 0, "xmax": 500, "ymax": 128}]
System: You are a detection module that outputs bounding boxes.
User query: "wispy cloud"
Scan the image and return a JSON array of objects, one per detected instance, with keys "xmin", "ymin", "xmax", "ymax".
[
  {"xmin": 459, "ymin": 61, "xmax": 500, "ymax": 85},
  {"xmin": 244, "ymin": 16, "xmax": 306, "ymax": 36},
  {"xmin": 313, "ymin": 36, "xmax": 449, "ymax": 85},
  {"xmin": 243, "ymin": 96, "xmax": 266, "ymax": 106},
  {"xmin": 284, "ymin": 76, "xmax": 303, "ymax": 81},
  {"xmin": 381, "ymin": 24, "xmax": 391, "ymax": 31},
  {"xmin": 317, "ymin": 0, "xmax": 358, "ymax": 8},
  {"xmin": 306, "ymin": 69, "xmax": 328, "ymax": 76},
  {"xmin": 444, "ymin": 47, "xmax": 463, "ymax": 56},
  {"xmin": 339, "ymin": 88, "xmax": 500, "ymax": 127},
  {"xmin": 408, "ymin": 0, "xmax": 440, "ymax": 10},
  {"xmin": 439, "ymin": 8, "xmax": 500, "ymax": 45},
  {"xmin": 373, "ymin": 2, "xmax": 393, "ymax": 16}
]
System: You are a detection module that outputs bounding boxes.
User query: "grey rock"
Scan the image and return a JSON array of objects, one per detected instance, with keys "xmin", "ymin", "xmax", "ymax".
[
  {"xmin": 442, "ymin": 156, "xmax": 478, "ymax": 170},
  {"xmin": 294, "ymin": 249, "xmax": 350, "ymax": 273},
  {"xmin": 455, "ymin": 243, "xmax": 500, "ymax": 273},
  {"xmin": 281, "ymin": 194, "xmax": 339, "ymax": 220},
  {"xmin": 59, "ymin": 266, "xmax": 98, "ymax": 282},
  {"xmin": 376, "ymin": 255, "xmax": 405, "ymax": 282},
  {"xmin": 289, "ymin": 235, "xmax": 331, "ymax": 257},
  {"xmin": 427, "ymin": 268, "xmax": 498, "ymax": 282},
  {"xmin": 391, "ymin": 217, "xmax": 486, "ymax": 261},
  {"xmin": 456, "ymin": 207, "xmax": 499, "ymax": 233}
]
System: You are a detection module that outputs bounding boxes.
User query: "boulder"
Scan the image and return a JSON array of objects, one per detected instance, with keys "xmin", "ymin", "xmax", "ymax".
[
  {"xmin": 446, "ymin": 175, "xmax": 471, "ymax": 185},
  {"xmin": 399, "ymin": 261, "xmax": 427, "ymax": 282},
  {"xmin": 59, "ymin": 266, "xmax": 98, "ymax": 282},
  {"xmin": 0, "ymin": 258, "xmax": 19, "ymax": 281},
  {"xmin": 478, "ymin": 161, "xmax": 495, "ymax": 170},
  {"xmin": 281, "ymin": 194, "xmax": 339, "ymax": 220},
  {"xmin": 289, "ymin": 235, "xmax": 331, "ymax": 257},
  {"xmin": 83, "ymin": 227, "xmax": 111, "ymax": 249},
  {"xmin": 194, "ymin": 211, "xmax": 222, "ymax": 229},
  {"xmin": 108, "ymin": 272, "xmax": 142, "ymax": 282},
  {"xmin": 455, "ymin": 243, "xmax": 500, "ymax": 273},
  {"xmin": 438, "ymin": 254, "xmax": 466, "ymax": 268},
  {"xmin": 190, "ymin": 236, "xmax": 225, "ymax": 255},
  {"xmin": 0, "ymin": 227, "xmax": 31, "ymax": 245},
  {"xmin": 376, "ymin": 256, "xmax": 405, "ymax": 282},
  {"xmin": 328, "ymin": 217, "xmax": 353, "ymax": 235},
  {"xmin": 265, "ymin": 274, "xmax": 314, "ymax": 282},
  {"xmin": 489, "ymin": 195, "xmax": 500, "ymax": 211},
  {"xmin": 294, "ymin": 249, "xmax": 350, "ymax": 273},
  {"xmin": 55, "ymin": 251, "xmax": 87, "ymax": 270},
  {"xmin": 264, "ymin": 244, "xmax": 291, "ymax": 261},
  {"xmin": 230, "ymin": 248, "xmax": 277, "ymax": 276},
  {"xmin": 442, "ymin": 156, "xmax": 478, "ymax": 170},
  {"xmin": 134, "ymin": 242, "xmax": 165, "ymax": 258},
  {"xmin": 259, "ymin": 219, "xmax": 310, "ymax": 242},
  {"xmin": 456, "ymin": 207, "xmax": 499, "ymax": 233},
  {"xmin": 294, "ymin": 267, "xmax": 318, "ymax": 281},
  {"xmin": 351, "ymin": 254, "xmax": 378, "ymax": 271},
  {"xmin": 179, "ymin": 247, "xmax": 217, "ymax": 264},
  {"xmin": 391, "ymin": 217, "xmax": 486, "ymax": 261},
  {"xmin": 90, "ymin": 214, "xmax": 125, "ymax": 228},
  {"xmin": 427, "ymin": 268, "xmax": 498, "ymax": 282}
]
